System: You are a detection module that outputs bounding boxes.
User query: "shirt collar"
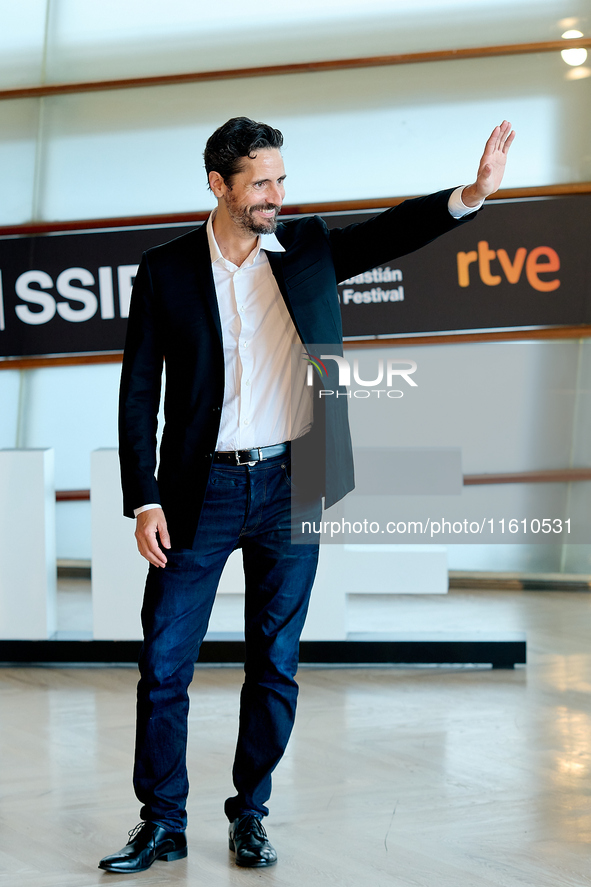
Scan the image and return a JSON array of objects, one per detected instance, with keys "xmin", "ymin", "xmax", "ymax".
[{"xmin": 206, "ymin": 210, "xmax": 285, "ymax": 269}]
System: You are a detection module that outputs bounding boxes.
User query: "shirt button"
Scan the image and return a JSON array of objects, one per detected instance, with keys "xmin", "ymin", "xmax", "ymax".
[
  {"xmin": 245, "ymin": 379, "xmax": 251, "ymax": 386},
  {"xmin": 244, "ymin": 419, "xmax": 249, "ymax": 425}
]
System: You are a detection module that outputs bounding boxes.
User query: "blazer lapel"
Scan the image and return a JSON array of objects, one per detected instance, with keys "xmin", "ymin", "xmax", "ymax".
[
  {"xmin": 195, "ymin": 223, "xmax": 223, "ymax": 346},
  {"xmin": 265, "ymin": 249, "xmax": 306, "ymax": 344}
]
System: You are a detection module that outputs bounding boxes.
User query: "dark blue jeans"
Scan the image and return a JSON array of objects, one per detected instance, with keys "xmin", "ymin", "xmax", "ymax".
[{"xmin": 133, "ymin": 454, "xmax": 321, "ymax": 831}]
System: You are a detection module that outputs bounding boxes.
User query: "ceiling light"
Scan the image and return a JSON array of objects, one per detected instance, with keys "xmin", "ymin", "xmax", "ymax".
[
  {"xmin": 566, "ymin": 65, "xmax": 591, "ymax": 80},
  {"xmin": 562, "ymin": 29, "xmax": 584, "ymax": 39},
  {"xmin": 561, "ymin": 47, "xmax": 588, "ymax": 66}
]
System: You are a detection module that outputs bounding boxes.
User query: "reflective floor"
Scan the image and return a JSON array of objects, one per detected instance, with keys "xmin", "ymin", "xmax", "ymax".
[{"xmin": 1, "ymin": 588, "xmax": 591, "ymax": 886}]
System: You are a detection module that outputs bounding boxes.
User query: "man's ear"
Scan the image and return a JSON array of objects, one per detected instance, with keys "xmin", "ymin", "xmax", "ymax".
[{"xmin": 209, "ymin": 171, "xmax": 226, "ymax": 198}]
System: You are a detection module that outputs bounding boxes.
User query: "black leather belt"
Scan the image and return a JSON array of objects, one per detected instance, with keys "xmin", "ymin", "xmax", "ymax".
[{"xmin": 213, "ymin": 442, "xmax": 290, "ymax": 466}]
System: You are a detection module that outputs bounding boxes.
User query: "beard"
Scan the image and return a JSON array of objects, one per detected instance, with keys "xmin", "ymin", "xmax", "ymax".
[{"xmin": 224, "ymin": 196, "xmax": 280, "ymax": 235}]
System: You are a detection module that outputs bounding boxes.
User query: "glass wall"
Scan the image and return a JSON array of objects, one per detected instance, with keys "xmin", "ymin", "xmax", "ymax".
[
  {"xmin": 37, "ymin": 0, "xmax": 591, "ymax": 81},
  {"xmin": 35, "ymin": 54, "xmax": 589, "ymax": 223},
  {"xmin": 0, "ymin": 2, "xmax": 589, "ymax": 225}
]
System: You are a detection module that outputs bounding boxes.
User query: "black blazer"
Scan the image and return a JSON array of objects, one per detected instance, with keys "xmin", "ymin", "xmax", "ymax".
[{"xmin": 119, "ymin": 188, "xmax": 476, "ymax": 548}]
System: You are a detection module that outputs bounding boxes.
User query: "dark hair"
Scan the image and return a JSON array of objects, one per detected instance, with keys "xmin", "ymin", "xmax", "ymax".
[{"xmin": 204, "ymin": 117, "xmax": 284, "ymax": 188}]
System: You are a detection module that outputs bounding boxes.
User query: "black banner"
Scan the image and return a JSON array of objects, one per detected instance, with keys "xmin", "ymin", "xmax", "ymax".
[
  {"xmin": 332, "ymin": 196, "xmax": 591, "ymax": 338},
  {"xmin": 1, "ymin": 195, "xmax": 589, "ymax": 358}
]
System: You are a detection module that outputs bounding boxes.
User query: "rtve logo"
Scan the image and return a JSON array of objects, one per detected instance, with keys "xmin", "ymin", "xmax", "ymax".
[{"xmin": 457, "ymin": 242, "xmax": 560, "ymax": 292}]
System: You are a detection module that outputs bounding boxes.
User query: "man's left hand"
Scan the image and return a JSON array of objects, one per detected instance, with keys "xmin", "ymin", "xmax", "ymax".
[{"xmin": 462, "ymin": 120, "xmax": 515, "ymax": 207}]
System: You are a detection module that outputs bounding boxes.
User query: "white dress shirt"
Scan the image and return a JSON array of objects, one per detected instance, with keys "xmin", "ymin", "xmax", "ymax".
[
  {"xmin": 207, "ymin": 212, "xmax": 313, "ymax": 452},
  {"xmin": 134, "ymin": 186, "xmax": 481, "ymax": 515}
]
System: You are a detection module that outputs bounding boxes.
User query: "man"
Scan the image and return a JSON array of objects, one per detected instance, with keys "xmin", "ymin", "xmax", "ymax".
[{"xmin": 99, "ymin": 116, "xmax": 514, "ymax": 873}]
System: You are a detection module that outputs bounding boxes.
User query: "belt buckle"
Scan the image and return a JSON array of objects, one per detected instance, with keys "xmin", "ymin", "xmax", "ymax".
[
  {"xmin": 234, "ymin": 448, "xmax": 260, "ymax": 466},
  {"xmin": 235, "ymin": 447, "xmax": 262, "ymax": 466}
]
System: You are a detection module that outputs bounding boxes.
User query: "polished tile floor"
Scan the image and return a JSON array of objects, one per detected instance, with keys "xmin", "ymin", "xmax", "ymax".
[{"xmin": 2, "ymin": 587, "xmax": 591, "ymax": 886}]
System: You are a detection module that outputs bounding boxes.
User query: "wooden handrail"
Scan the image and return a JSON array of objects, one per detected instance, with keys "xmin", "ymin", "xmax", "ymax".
[
  {"xmin": 0, "ymin": 352, "xmax": 124, "ymax": 370},
  {"xmin": 1, "ymin": 182, "xmax": 590, "ymax": 238},
  {"xmin": 464, "ymin": 468, "xmax": 591, "ymax": 485},
  {"xmin": 345, "ymin": 326, "xmax": 591, "ymax": 348},
  {"xmin": 1, "ymin": 38, "xmax": 590, "ymax": 101},
  {"xmin": 55, "ymin": 466, "xmax": 591, "ymax": 501},
  {"xmin": 3, "ymin": 325, "xmax": 591, "ymax": 370},
  {"xmin": 56, "ymin": 489, "xmax": 91, "ymax": 501}
]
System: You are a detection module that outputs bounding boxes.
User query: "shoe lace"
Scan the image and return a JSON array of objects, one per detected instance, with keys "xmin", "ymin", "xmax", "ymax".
[
  {"xmin": 127, "ymin": 822, "xmax": 146, "ymax": 843},
  {"xmin": 236, "ymin": 814, "xmax": 267, "ymax": 839}
]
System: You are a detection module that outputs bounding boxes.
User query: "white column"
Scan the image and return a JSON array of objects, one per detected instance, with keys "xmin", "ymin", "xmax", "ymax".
[
  {"xmin": 91, "ymin": 448, "xmax": 146, "ymax": 639},
  {"xmin": 302, "ymin": 544, "xmax": 447, "ymax": 641},
  {"xmin": 90, "ymin": 449, "xmax": 448, "ymax": 642},
  {"xmin": 340, "ymin": 544, "xmax": 448, "ymax": 594},
  {"xmin": 0, "ymin": 449, "xmax": 56, "ymax": 639},
  {"xmin": 301, "ymin": 545, "xmax": 348, "ymax": 640}
]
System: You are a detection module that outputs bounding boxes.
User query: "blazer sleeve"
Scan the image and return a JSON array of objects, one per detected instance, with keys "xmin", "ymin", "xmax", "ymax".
[
  {"xmin": 327, "ymin": 188, "xmax": 479, "ymax": 284},
  {"xmin": 118, "ymin": 253, "xmax": 164, "ymax": 518}
]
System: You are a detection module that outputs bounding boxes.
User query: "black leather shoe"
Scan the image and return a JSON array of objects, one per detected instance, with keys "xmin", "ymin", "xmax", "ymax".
[
  {"xmin": 228, "ymin": 814, "xmax": 277, "ymax": 867},
  {"xmin": 98, "ymin": 822, "xmax": 187, "ymax": 873}
]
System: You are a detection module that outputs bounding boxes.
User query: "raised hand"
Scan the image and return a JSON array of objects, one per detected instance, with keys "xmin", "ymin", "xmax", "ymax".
[{"xmin": 462, "ymin": 121, "xmax": 515, "ymax": 207}]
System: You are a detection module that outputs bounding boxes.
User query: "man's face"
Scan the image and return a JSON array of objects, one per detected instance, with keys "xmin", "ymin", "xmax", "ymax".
[{"xmin": 222, "ymin": 148, "xmax": 286, "ymax": 236}]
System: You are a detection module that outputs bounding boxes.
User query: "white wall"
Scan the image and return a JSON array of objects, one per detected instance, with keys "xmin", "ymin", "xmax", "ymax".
[
  {"xmin": 4, "ymin": 363, "xmax": 121, "ymax": 559},
  {"xmin": 1, "ymin": 3, "xmax": 590, "ymax": 225},
  {"xmin": 339, "ymin": 339, "xmax": 590, "ymax": 573},
  {"xmin": 0, "ymin": 371, "xmax": 20, "ymax": 447},
  {"xmin": 3, "ymin": 339, "xmax": 590, "ymax": 570},
  {"xmin": 32, "ymin": 58, "xmax": 579, "ymax": 224},
  {"xmin": 0, "ymin": 56, "xmax": 587, "ymax": 227},
  {"xmin": 3, "ymin": 0, "xmax": 588, "ymax": 85}
]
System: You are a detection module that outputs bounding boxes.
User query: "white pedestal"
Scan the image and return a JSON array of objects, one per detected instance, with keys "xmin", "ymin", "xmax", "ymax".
[
  {"xmin": 0, "ymin": 449, "xmax": 56, "ymax": 639},
  {"xmin": 207, "ymin": 546, "xmax": 348, "ymax": 641},
  {"xmin": 301, "ymin": 546, "xmax": 347, "ymax": 640},
  {"xmin": 302, "ymin": 544, "xmax": 448, "ymax": 641},
  {"xmin": 91, "ymin": 449, "xmax": 146, "ymax": 640},
  {"xmin": 90, "ymin": 451, "xmax": 447, "ymax": 642},
  {"xmin": 341, "ymin": 544, "xmax": 448, "ymax": 594}
]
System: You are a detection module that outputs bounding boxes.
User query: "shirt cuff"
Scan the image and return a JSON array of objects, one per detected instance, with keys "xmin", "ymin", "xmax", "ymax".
[
  {"xmin": 448, "ymin": 185, "xmax": 484, "ymax": 219},
  {"xmin": 134, "ymin": 503, "xmax": 161, "ymax": 517}
]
